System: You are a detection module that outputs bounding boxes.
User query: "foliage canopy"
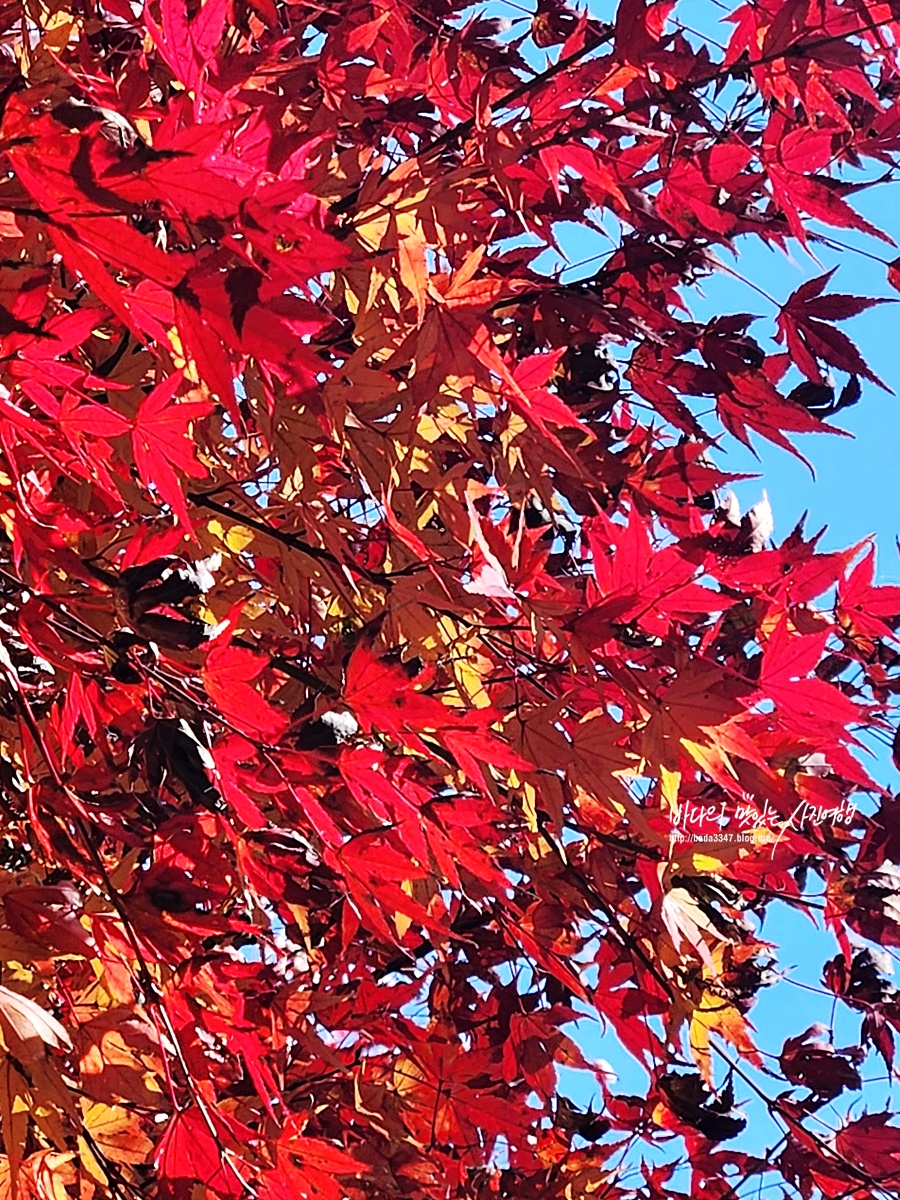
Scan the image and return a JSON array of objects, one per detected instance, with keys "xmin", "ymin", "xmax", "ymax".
[{"xmin": 2, "ymin": 1, "xmax": 900, "ymax": 1197}]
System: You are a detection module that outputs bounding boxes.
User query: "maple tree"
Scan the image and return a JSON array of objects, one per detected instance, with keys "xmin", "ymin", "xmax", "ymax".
[{"xmin": 4, "ymin": 0, "xmax": 900, "ymax": 1197}]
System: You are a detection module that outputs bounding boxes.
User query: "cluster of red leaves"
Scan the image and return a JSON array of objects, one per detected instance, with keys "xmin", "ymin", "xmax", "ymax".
[{"xmin": 1, "ymin": 1, "xmax": 900, "ymax": 1198}]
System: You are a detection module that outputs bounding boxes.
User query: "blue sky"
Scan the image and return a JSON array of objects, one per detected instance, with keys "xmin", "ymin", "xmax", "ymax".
[
  {"xmin": 467, "ymin": 0, "xmax": 900, "ymax": 1181},
  {"xmin": 654, "ymin": 7, "xmax": 900, "ymax": 1176},
  {"xmin": 486, "ymin": 0, "xmax": 900, "ymax": 590}
]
